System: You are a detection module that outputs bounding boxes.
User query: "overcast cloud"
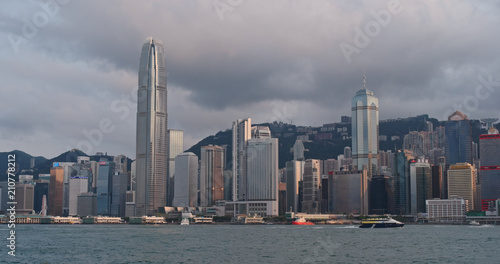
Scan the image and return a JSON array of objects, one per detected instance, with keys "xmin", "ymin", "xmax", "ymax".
[{"xmin": 1, "ymin": 0, "xmax": 499, "ymax": 159}]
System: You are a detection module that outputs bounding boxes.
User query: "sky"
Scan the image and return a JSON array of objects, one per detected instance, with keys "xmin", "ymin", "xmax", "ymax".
[{"xmin": 1, "ymin": 0, "xmax": 500, "ymax": 159}]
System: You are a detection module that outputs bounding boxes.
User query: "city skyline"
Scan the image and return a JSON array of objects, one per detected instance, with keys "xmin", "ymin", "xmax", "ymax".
[{"xmin": 1, "ymin": 1, "xmax": 500, "ymax": 159}]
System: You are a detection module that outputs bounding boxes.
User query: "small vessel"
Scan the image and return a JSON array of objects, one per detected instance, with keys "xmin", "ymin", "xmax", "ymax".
[
  {"xmin": 292, "ymin": 217, "xmax": 314, "ymax": 225},
  {"xmin": 469, "ymin": 220, "xmax": 480, "ymax": 226},
  {"xmin": 180, "ymin": 217, "xmax": 190, "ymax": 226},
  {"xmin": 359, "ymin": 218, "xmax": 404, "ymax": 228}
]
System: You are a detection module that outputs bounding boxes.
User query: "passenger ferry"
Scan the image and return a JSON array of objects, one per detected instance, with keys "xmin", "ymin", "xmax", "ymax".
[{"xmin": 359, "ymin": 218, "xmax": 404, "ymax": 228}]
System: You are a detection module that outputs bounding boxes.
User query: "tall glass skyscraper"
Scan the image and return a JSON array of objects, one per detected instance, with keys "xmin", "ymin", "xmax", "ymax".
[
  {"xmin": 200, "ymin": 145, "xmax": 225, "ymax": 206},
  {"xmin": 136, "ymin": 37, "xmax": 168, "ymax": 216},
  {"xmin": 97, "ymin": 161, "xmax": 115, "ymax": 215},
  {"xmin": 351, "ymin": 75, "xmax": 379, "ymax": 176},
  {"xmin": 166, "ymin": 129, "xmax": 183, "ymax": 206},
  {"xmin": 445, "ymin": 111, "xmax": 472, "ymax": 166},
  {"xmin": 232, "ymin": 118, "xmax": 251, "ymax": 201}
]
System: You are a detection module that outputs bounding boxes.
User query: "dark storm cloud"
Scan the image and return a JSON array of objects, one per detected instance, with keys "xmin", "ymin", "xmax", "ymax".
[{"xmin": 1, "ymin": 0, "xmax": 500, "ymax": 158}]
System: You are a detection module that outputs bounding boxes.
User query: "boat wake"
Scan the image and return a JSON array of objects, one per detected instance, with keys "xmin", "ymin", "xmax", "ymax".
[
  {"xmin": 334, "ymin": 225, "xmax": 357, "ymax": 229},
  {"xmin": 469, "ymin": 225, "xmax": 495, "ymax": 228}
]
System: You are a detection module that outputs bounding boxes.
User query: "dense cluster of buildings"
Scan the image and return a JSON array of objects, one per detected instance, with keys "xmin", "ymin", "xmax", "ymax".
[{"xmin": 2, "ymin": 37, "xmax": 500, "ymax": 224}]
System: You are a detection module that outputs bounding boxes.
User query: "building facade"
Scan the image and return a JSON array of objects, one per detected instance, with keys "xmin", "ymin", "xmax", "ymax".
[
  {"xmin": 286, "ymin": 160, "xmax": 303, "ymax": 213},
  {"xmin": 426, "ymin": 196, "xmax": 467, "ymax": 222},
  {"xmin": 393, "ymin": 150, "xmax": 414, "ymax": 215},
  {"xmin": 200, "ymin": 145, "xmax": 225, "ymax": 206},
  {"xmin": 479, "ymin": 133, "xmax": 500, "ymax": 202},
  {"xmin": 136, "ymin": 37, "xmax": 168, "ymax": 216},
  {"xmin": 49, "ymin": 167, "xmax": 65, "ymax": 216},
  {"xmin": 96, "ymin": 161, "xmax": 115, "ymax": 215},
  {"xmin": 232, "ymin": 118, "xmax": 251, "ymax": 201},
  {"xmin": 68, "ymin": 176, "xmax": 88, "ymax": 216},
  {"xmin": 410, "ymin": 161, "xmax": 432, "ymax": 215},
  {"xmin": 167, "ymin": 129, "xmax": 183, "ymax": 206},
  {"xmin": 447, "ymin": 163, "xmax": 477, "ymax": 211},
  {"xmin": 302, "ymin": 159, "xmax": 321, "ymax": 214},
  {"xmin": 111, "ymin": 173, "xmax": 128, "ymax": 217},
  {"xmin": 15, "ymin": 184, "xmax": 34, "ymax": 215},
  {"xmin": 172, "ymin": 152, "xmax": 199, "ymax": 208},
  {"xmin": 445, "ymin": 111, "xmax": 472, "ymax": 165},
  {"xmin": 77, "ymin": 193, "xmax": 97, "ymax": 216},
  {"xmin": 246, "ymin": 138, "xmax": 278, "ymax": 201},
  {"xmin": 328, "ymin": 169, "xmax": 368, "ymax": 215}
]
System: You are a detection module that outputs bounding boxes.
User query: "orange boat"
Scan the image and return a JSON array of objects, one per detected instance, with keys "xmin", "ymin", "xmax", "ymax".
[{"xmin": 292, "ymin": 217, "xmax": 314, "ymax": 225}]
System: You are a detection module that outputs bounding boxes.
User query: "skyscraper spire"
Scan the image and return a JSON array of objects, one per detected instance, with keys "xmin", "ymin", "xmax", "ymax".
[{"xmin": 363, "ymin": 73, "xmax": 366, "ymax": 89}]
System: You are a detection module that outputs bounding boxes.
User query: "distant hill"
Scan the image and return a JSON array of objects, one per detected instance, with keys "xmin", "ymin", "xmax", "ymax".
[
  {"xmin": 34, "ymin": 149, "xmax": 132, "ymax": 175},
  {"xmin": 0, "ymin": 150, "xmax": 47, "ymax": 181},
  {"xmin": 34, "ymin": 149, "xmax": 89, "ymax": 175}
]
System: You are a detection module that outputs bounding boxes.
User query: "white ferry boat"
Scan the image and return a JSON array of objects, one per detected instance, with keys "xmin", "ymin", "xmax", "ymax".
[{"xmin": 359, "ymin": 218, "xmax": 404, "ymax": 228}]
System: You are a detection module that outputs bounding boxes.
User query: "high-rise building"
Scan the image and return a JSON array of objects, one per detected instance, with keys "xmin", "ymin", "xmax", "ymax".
[
  {"xmin": 49, "ymin": 166, "xmax": 65, "ymax": 216},
  {"xmin": 403, "ymin": 131, "xmax": 427, "ymax": 158},
  {"xmin": 228, "ymin": 121, "xmax": 279, "ymax": 216},
  {"xmin": 111, "ymin": 173, "xmax": 128, "ymax": 217},
  {"xmin": 232, "ymin": 118, "xmax": 251, "ymax": 201},
  {"xmin": 113, "ymin": 155, "xmax": 128, "ymax": 175},
  {"xmin": 370, "ymin": 175, "xmax": 393, "ymax": 215},
  {"xmin": 246, "ymin": 137, "xmax": 279, "ymax": 202},
  {"xmin": 77, "ymin": 193, "xmax": 97, "ymax": 216},
  {"xmin": 341, "ymin": 115, "xmax": 352, "ymax": 123},
  {"xmin": 344, "ymin": 146, "xmax": 352, "ymax": 159},
  {"xmin": 329, "ymin": 169, "xmax": 368, "ymax": 215},
  {"xmin": 448, "ymin": 163, "xmax": 477, "ymax": 211},
  {"xmin": 438, "ymin": 156, "xmax": 448, "ymax": 199},
  {"xmin": 286, "ymin": 160, "xmax": 304, "ymax": 213},
  {"xmin": 136, "ymin": 37, "xmax": 168, "ymax": 216},
  {"xmin": 479, "ymin": 133, "xmax": 500, "ymax": 202},
  {"xmin": 68, "ymin": 176, "xmax": 88, "ymax": 216},
  {"xmin": 68, "ymin": 162, "xmax": 92, "ymax": 197},
  {"xmin": 251, "ymin": 126, "xmax": 271, "ymax": 138},
  {"xmin": 173, "ymin": 152, "xmax": 199, "ymax": 208},
  {"xmin": 378, "ymin": 150, "xmax": 394, "ymax": 175},
  {"xmin": 431, "ymin": 165, "xmax": 443, "ymax": 199},
  {"xmin": 50, "ymin": 162, "xmax": 74, "ymax": 216},
  {"xmin": 436, "ymin": 126, "xmax": 446, "ymax": 149},
  {"xmin": 409, "ymin": 160, "xmax": 432, "ymax": 215},
  {"xmin": 351, "ymin": 75, "xmax": 379, "ymax": 176},
  {"xmin": 167, "ymin": 129, "xmax": 183, "ymax": 206},
  {"xmin": 302, "ymin": 159, "xmax": 321, "ymax": 214},
  {"xmin": 200, "ymin": 145, "xmax": 225, "ymax": 206},
  {"xmin": 393, "ymin": 150, "xmax": 414, "ymax": 215},
  {"xmin": 292, "ymin": 140, "xmax": 306, "ymax": 161},
  {"xmin": 89, "ymin": 160, "xmax": 99, "ymax": 193},
  {"xmin": 445, "ymin": 111, "xmax": 472, "ymax": 165},
  {"xmin": 15, "ymin": 184, "xmax": 34, "ymax": 215},
  {"xmin": 323, "ymin": 159, "xmax": 338, "ymax": 174},
  {"xmin": 96, "ymin": 161, "xmax": 115, "ymax": 215}
]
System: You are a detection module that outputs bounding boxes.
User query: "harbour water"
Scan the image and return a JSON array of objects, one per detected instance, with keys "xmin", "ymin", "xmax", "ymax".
[{"xmin": 2, "ymin": 224, "xmax": 499, "ymax": 263}]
